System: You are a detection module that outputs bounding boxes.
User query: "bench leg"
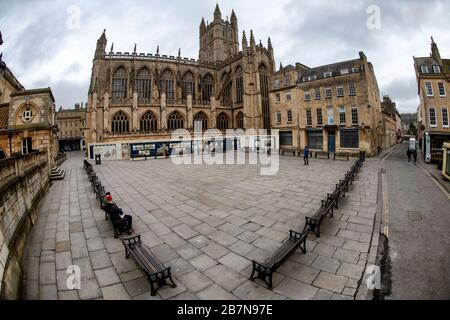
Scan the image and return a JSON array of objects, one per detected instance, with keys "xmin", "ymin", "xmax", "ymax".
[
  {"xmin": 250, "ymin": 261, "xmax": 257, "ymax": 281},
  {"xmin": 114, "ymin": 226, "xmax": 119, "ymax": 239},
  {"xmin": 149, "ymin": 279, "xmax": 157, "ymax": 297},
  {"xmin": 299, "ymin": 238, "xmax": 307, "ymax": 254}
]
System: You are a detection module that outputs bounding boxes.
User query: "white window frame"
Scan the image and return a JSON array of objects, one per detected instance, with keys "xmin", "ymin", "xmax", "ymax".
[
  {"xmin": 284, "ymin": 74, "xmax": 290, "ymax": 86},
  {"xmin": 340, "ymin": 69, "xmax": 349, "ymax": 75},
  {"xmin": 429, "ymin": 107, "xmax": 437, "ymax": 127},
  {"xmin": 325, "ymin": 87, "xmax": 332, "ymax": 98},
  {"xmin": 339, "ymin": 106, "xmax": 346, "ymax": 125},
  {"xmin": 323, "ymin": 72, "xmax": 332, "ymax": 78},
  {"xmin": 336, "ymin": 85, "xmax": 344, "ymax": 97},
  {"xmin": 438, "ymin": 83, "xmax": 446, "ymax": 97},
  {"xmin": 442, "ymin": 108, "xmax": 449, "ymax": 127},
  {"xmin": 287, "ymin": 110, "xmax": 292, "ymax": 123},
  {"xmin": 306, "ymin": 109, "xmax": 312, "ymax": 127},
  {"xmin": 304, "ymin": 91, "xmax": 311, "ymax": 101},
  {"xmin": 421, "ymin": 65, "xmax": 429, "ymax": 73},
  {"xmin": 352, "ymin": 67, "xmax": 359, "ymax": 73},
  {"xmin": 349, "ymin": 83, "xmax": 356, "ymax": 96},
  {"xmin": 275, "ymin": 93, "xmax": 281, "ymax": 103},
  {"xmin": 317, "ymin": 108, "xmax": 323, "ymax": 127},
  {"xmin": 425, "ymin": 82, "xmax": 434, "ymax": 97},
  {"xmin": 433, "ymin": 65, "xmax": 441, "ymax": 73},
  {"xmin": 276, "ymin": 112, "xmax": 282, "ymax": 124},
  {"xmin": 286, "ymin": 91, "xmax": 292, "ymax": 101},
  {"xmin": 351, "ymin": 106, "xmax": 359, "ymax": 125},
  {"xmin": 273, "ymin": 79, "xmax": 280, "ymax": 89},
  {"xmin": 315, "ymin": 88, "xmax": 321, "ymax": 100}
]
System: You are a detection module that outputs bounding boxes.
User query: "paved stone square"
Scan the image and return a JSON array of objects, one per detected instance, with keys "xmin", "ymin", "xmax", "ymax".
[{"xmin": 22, "ymin": 152, "xmax": 379, "ymax": 300}]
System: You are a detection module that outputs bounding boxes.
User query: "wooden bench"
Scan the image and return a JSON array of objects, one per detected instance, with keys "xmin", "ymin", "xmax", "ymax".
[
  {"xmin": 279, "ymin": 147, "xmax": 298, "ymax": 157},
  {"xmin": 334, "ymin": 152, "xmax": 349, "ymax": 161},
  {"xmin": 314, "ymin": 151, "xmax": 330, "ymax": 159},
  {"xmin": 250, "ymin": 230, "xmax": 308, "ymax": 288},
  {"xmin": 303, "ymin": 196, "xmax": 335, "ymax": 238},
  {"xmin": 122, "ymin": 235, "xmax": 177, "ymax": 296}
]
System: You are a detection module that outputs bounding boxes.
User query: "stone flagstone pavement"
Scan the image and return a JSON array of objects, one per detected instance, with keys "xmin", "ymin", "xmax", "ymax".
[{"xmin": 22, "ymin": 152, "xmax": 379, "ymax": 300}]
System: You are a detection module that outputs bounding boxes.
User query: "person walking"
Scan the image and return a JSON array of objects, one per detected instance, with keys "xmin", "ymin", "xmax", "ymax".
[
  {"xmin": 304, "ymin": 146, "xmax": 310, "ymax": 165},
  {"xmin": 413, "ymin": 149, "xmax": 417, "ymax": 165},
  {"xmin": 407, "ymin": 149, "xmax": 411, "ymax": 163}
]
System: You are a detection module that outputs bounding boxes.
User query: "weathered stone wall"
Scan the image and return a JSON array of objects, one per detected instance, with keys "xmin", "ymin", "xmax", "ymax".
[{"xmin": 0, "ymin": 151, "xmax": 50, "ymax": 299}]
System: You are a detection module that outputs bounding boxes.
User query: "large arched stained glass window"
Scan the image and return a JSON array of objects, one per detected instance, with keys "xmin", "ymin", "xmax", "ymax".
[
  {"xmin": 111, "ymin": 111, "xmax": 129, "ymax": 134},
  {"xmin": 193, "ymin": 112, "xmax": 208, "ymax": 131},
  {"xmin": 217, "ymin": 112, "xmax": 229, "ymax": 130},
  {"xmin": 235, "ymin": 66, "xmax": 244, "ymax": 103},
  {"xmin": 236, "ymin": 111, "xmax": 244, "ymax": 129},
  {"xmin": 140, "ymin": 111, "xmax": 157, "ymax": 133},
  {"xmin": 182, "ymin": 71, "xmax": 195, "ymax": 102},
  {"xmin": 137, "ymin": 68, "xmax": 152, "ymax": 100},
  {"xmin": 202, "ymin": 74, "xmax": 214, "ymax": 102},
  {"xmin": 160, "ymin": 69, "xmax": 175, "ymax": 100},
  {"xmin": 168, "ymin": 111, "xmax": 184, "ymax": 131},
  {"xmin": 259, "ymin": 63, "xmax": 270, "ymax": 132},
  {"xmin": 112, "ymin": 67, "xmax": 128, "ymax": 99}
]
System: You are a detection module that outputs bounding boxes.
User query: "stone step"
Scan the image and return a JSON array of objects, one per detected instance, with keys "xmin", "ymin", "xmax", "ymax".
[{"xmin": 50, "ymin": 169, "xmax": 65, "ymax": 181}]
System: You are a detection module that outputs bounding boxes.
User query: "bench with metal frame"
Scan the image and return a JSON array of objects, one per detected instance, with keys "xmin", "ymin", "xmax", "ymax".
[
  {"xmin": 303, "ymin": 196, "xmax": 336, "ymax": 238},
  {"xmin": 314, "ymin": 151, "xmax": 330, "ymax": 159},
  {"xmin": 333, "ymin": 152, "xmax": 350, "ymax": 161},
  {"xmin": 250, "ymin": 230, "xmax": 309, "ymax": 289},
  {"xmin": 122, "ymin": 235, "xmax": 177, "ymax": 296}
]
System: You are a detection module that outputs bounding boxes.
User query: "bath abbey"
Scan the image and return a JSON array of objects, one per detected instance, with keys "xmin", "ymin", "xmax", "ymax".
[{"xmin": 86, "ymin": 4, "xmax": 275, "ymax": 147}]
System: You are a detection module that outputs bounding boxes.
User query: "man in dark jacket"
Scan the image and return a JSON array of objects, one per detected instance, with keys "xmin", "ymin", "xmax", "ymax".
[
  {"xmin": 304, "ymin": 146, "xmax": 310, "ymax": 165},
  {"xmin": 109, "ymin": 205, "xmax": 133, "ymax": 234}
]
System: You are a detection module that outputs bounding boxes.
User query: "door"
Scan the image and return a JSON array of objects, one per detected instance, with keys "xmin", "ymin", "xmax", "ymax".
[{"xmin": 328, "ymin": 132, "xmax": 336, "ymax": 153}]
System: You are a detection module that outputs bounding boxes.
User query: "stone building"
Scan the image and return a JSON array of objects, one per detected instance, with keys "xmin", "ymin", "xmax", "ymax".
[
  {"xmin": 56, "ymin": 103, "xmax": 87, "ymax": 151},
  {"xmin": 415, "ymin": 37, "xmax": 450, "ymax": 163},
  {"xmin": 0, "ymin": 48, "xmax": 58, "ymax": 163},
  {"xmin": 86, "ymin": 4, "xmax": 275, "ymax": 149},
  {"xmin": 381, "ymin": 95, "xmax": 399, "ymax": 149},
  {"xmin": 270, "ymin": 52, "xmax": 383, "ymax": 156}
]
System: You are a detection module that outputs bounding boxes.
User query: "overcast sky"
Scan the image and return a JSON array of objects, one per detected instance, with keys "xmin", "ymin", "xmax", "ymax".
[{"xmin": 1, "ymin": 0, "xmax": 449, "ymax": 113}]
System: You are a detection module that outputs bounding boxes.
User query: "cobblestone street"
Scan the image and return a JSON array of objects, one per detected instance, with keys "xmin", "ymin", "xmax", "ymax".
[{"xmin": 22, "ymin": 152, "xmax": 379, "ymax": 300}]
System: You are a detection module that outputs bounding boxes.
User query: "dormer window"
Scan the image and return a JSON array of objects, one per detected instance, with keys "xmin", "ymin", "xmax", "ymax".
[
  {"xmin": 352, "ymin": 67, "xmax": 359, "ymax": 73},
  {"xmin": 273, "ymin": 79, "xmax": 280, "ymax": 89},
  {"xmin": 310, "ymin": 75, "xmax": 317, "ymax": 80},
  {"xmin": 433, "ymin": 65, "xmax": 441, "ymax": 73},
  {"xmin": 421, "ymin": 65, "xmax": 429, "ymax": 73},
  {"xmin": 323, "ymin": 72, "xmax": 332, "ymax": 78},
  {"xmin": 340, "ymin": 69, "xmax": 349, "ymax": 75}
]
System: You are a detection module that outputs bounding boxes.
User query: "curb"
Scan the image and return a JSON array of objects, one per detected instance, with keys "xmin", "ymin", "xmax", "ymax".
[{"xmin": 355, "ymin": 161, "xmax": 384, "ymax": 300}]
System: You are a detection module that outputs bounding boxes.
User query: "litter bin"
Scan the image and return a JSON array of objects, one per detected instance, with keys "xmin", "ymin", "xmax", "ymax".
[
  {"xmin": 359, "ymin": 151, "xmax": 366, "ymax": 162},
  {"xmin": 95, "ymin": 154, "xmax": 101, "ymax": 165}
]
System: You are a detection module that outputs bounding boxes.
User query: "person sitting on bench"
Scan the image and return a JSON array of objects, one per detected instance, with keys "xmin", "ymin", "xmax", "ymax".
[
  {"xmin": 109, "ymin": 202, "xmax": 134, "ymax": 235},
  {"xmin": 103, "ymin": 193, "xmax": 114, "ymax": 213}
]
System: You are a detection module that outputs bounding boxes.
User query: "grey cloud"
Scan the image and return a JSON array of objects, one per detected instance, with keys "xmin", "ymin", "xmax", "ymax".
[{"xmin": 0, "ymin": 0, "xmax": 449, "ymax": 112}]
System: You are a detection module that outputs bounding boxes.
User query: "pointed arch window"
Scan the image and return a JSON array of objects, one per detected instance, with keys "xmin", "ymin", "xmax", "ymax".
[
  {"xmin": 140, "ymin": 111, "xmax": 157, "ymax": 133},
  {"xmin": 193, "ymin": 112, "xmax": 208, "ymax": 131},
  {"xmin": 217, "ymin": 112, "xmax": 229, "ymax": 130},
  {"xmin": 137, "ymin": 68, "xmax": 152, "ymax": 100},
  {"xmin": 236, "ymin": 112, "xmax": 244, "ymax": 129},
  {"xmin": 258, "ymin": 63, "xmax": 270, "ymax": 133},
  {"xmin": 168, "ymin": 111, "xmax": 184, "ymax": 131},
  {"xmin": 160, "ymin": 69, "xmax": 175, "ymax": 100},
  {"xmin": 202, "ymin": 74, "xmax": 214, "ymax": 102},
  {"xmin": 182, "ymin": 72, "xmax": 196, "ymax": 102},
  {"xmin": 111, "ymin": 111, "xmax": 129, "ymax": 134},
  {"xmin": 235, "ymin": 66, "xmax": 243, "ymax": 103},
  {"xmin": 221, "ymin": 72, "xmax": 232, "ymax": 106},
  {"xmin": 112, "ymin": 67, "xmax": 128, "ymax": 100}
]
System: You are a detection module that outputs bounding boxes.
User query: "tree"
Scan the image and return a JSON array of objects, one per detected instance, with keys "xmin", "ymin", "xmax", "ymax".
[{"xmin": 408, "ymin": 123, "xmax": 417, "ymax": 137}]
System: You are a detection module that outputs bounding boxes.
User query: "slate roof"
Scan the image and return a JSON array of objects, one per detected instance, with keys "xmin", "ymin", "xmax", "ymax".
[{"xmin": 297, "ymin": 58, "xmax": 361, "ymax": 83}]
